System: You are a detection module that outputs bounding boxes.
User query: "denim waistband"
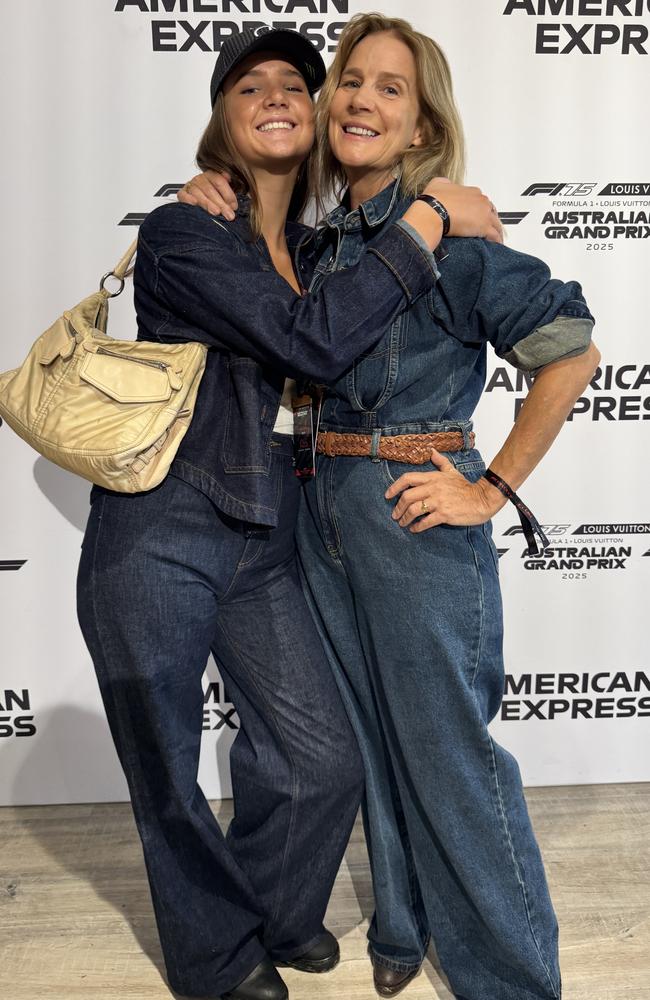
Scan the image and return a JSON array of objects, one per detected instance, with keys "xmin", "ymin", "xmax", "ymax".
[{"xmin": 269, "ymin": 432, "xmax": 294, "ymax": 458}]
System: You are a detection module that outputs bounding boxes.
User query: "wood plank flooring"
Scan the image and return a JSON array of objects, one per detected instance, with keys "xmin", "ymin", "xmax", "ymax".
[{"xmin": 1, "ymin": 784, "xmax": 649, "ymax": 999}]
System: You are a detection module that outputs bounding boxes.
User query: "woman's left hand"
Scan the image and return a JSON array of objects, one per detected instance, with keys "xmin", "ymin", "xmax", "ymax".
[{"xmin": 384, "ymin": 448, "xmax": 505, "ymax": 532}]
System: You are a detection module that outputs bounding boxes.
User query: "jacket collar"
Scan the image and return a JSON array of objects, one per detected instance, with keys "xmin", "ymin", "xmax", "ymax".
[
  {"xmin": 234, "ymin": 192, "xmax": 312, "ymax": 251},
  {"xmin": 321, "ymin": 175, "xmax": 407, "ymax": 233}
]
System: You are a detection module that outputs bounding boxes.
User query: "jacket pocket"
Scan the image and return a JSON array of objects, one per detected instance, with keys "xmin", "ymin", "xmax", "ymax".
[
  {"xmin": 346, "ymin": 312, "xmax": 408, "ymax": 412},
  {"xmin": 223, "ymin": 358, "xmax": 271, "ymax": 474}
]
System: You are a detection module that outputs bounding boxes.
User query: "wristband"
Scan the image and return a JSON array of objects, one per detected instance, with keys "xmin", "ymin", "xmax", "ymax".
[
  {"xmin": 415, "ymin": 194, "xmax": 451, "ymax": 237},
  {"xmin": 484, "ymin": 468, "xmax": 549, "ymax": 556}
]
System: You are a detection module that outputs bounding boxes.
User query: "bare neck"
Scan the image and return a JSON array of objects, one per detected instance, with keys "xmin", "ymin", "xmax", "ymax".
[
  {"xmin": 346, "ymin": 166, "xmax": 397, "ymax": 212},
  {"xmin": 253, "ymin": 167, "xmax": 300, "ymax": 251}
]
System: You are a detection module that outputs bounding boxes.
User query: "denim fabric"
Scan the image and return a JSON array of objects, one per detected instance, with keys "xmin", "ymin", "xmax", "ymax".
[
  {"xmin": 309, "ymin": 179, "xmax": 593, "ymax": 434},
  {"xmin": 134, "ymin": 197, "xmax": 439, "ymax": 526},
  {"xmin": 77, "ymin": 437, "xmax": 364, "ymax": 998},
  {"xmin": 297, "ymin": 454, "xmax": 560, "ymax": 1000},
  {"xmin": 293, "ymin": 179, "xmax": 586, "ymax": 999}
]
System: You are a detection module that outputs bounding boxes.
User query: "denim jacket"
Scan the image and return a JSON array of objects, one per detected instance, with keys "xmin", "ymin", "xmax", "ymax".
[
  {"xmin": 134, "ymin": 199, "xmax": 439, "ymax": 525},
  {"xmin": 309, "ymin": 180, "xmax": 594, "ymax": 446}
]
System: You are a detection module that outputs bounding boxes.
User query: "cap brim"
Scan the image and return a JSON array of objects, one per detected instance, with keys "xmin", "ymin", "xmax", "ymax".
[{"xmin": 224, "ymin": 30, "xmax": 326, "ymax": 96}]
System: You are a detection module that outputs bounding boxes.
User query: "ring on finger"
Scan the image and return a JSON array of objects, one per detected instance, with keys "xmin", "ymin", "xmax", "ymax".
[{"xmin": 421, "ymin": 500, "xmax": 429, "ymax": 514}]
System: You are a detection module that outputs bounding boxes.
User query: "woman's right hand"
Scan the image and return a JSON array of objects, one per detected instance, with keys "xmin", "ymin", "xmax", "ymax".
[
  {"xmin": 178, "ymin": 171, "xmax": 239, "ymax": 221},
  {"xmin": 423, "ymin": 178, "xmax": 504, "ymax": 243}
]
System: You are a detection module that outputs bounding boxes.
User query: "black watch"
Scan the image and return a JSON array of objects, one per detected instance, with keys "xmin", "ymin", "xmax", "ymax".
[{"xmin": 415, "ymin": 194, "xmax": 451, "ymax": 237}]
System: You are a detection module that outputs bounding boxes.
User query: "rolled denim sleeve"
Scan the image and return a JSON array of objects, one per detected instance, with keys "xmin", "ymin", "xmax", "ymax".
[
  {"xmin": 502, "ymin": 314, "xmax": 594, "ymax": 374},
  {"xmin": 138, "ymin": 203, "xmax": 439, "ymax": 383},
  {"xmin": 432, "ymin": 238, "xmax": 594, "ymax": 372},
  {"xmin": 391, "ymin": 219, "xmax": 441, "ymax": 282}
]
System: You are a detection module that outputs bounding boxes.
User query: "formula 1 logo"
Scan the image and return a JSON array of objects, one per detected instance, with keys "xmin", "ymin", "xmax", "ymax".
[
  {"xmin": 498, "ymin": 211, "xmax": 529, "ymax": 226},
  {"xmin": 120, "ymin": 185, "xmax": 184, "ymax": 227},
  {"xmin": 522, "ymin": 182, "xmax": 597, "ymax": 197},
  {"xmin": 0, "ymin": 560, "xmax": 27, "ymax": 572},
  {"xmin": 503, "ymin": 524, "xmax": 570, "ymax": 537},
  {"xmin": 154, "ymin": 184, "xmax": 184, "ymax": 198},
  {"xmin": 123, "ymin": 189, "xmax": 533, "ymax": 229}
]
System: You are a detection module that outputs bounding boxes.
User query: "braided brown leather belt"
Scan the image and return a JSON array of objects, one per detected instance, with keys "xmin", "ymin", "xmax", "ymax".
[{"xmin": 316, "ymin": 430, "xmax": 475, "ymax": 463}]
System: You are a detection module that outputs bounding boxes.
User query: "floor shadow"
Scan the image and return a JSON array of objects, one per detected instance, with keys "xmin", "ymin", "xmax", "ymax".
[
  {"xmin": 10, "ymin": 704, "xmax": 165, "ymax": 976},
  {"xmin": 8, "ymin": 692, "xmax": 240, "ymax": 989}
]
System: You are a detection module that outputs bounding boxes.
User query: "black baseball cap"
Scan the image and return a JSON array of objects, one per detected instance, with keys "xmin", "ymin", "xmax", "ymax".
[{"xmin": 210, "ymin": 26, "xmax": 327, "ymax": 107}]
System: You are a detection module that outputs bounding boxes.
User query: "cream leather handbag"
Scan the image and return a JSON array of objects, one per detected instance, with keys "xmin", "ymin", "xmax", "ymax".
[{"xmin": 0, "ymin": 241, "xmax": 208, "ymax": 492}]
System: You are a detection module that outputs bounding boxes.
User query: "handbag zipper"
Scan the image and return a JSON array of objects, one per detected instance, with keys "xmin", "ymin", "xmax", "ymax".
[{"xmin": 95, "ymin": 346, "xmax": 169, "ymax": 371}]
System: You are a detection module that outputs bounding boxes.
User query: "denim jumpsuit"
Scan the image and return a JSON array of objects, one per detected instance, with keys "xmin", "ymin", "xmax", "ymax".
[
  {"xmin": 76, "ymin": 199, "xmax": 440, "ymax": 997},
  {"xmin": 296, "ymin": 180, "xmax": 594, "ymax": 1000}
]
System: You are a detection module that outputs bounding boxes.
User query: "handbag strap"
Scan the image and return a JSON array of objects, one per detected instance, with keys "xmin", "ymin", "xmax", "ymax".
[
  {"xmin": 100, "ymin": 238, "xmax": 138, "ymax": 298},
  {"xmin": 114, "ymin": 239, "xmax": 138, "ymax": 280}
]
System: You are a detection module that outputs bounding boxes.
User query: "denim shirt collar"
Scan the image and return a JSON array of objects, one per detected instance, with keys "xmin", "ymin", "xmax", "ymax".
[{"xmin": 321, "ymin": 176, "xmax": 409, "ymax": 234}]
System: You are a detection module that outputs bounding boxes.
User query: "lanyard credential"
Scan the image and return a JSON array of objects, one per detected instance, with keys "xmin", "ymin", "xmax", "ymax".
[
  {"xmin": 292, "ymin": 389, "xmax": 323, "ymax": 480},
  {"xmin": 484, "ymin": 468, "xmax": 550, "ymax": 556}
]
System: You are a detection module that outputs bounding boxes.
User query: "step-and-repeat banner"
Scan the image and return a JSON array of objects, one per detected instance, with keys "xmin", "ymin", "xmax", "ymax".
[{"xmin": 1, "ymin": 1, "xmax": 648, "ymax": 805}]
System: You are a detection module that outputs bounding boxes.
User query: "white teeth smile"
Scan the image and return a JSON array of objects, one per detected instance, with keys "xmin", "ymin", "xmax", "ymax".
[
  {"xmin": 258, "ymin": 121, "xmax": 295, "ymax": 132},
  {"xmin": 343, "ymin": 126, "xmax": 379, "ymax": 137}
]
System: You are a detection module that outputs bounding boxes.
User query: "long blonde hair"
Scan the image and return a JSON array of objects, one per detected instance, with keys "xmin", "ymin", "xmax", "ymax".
[{"xmin": 314, "ymin": 13, "xmax": 466, "ymax": 205}]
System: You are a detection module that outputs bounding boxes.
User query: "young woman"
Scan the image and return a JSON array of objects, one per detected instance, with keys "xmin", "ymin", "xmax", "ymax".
[
  {"xmin": 180, "ymin": 14, "xmax": 599, "ymax": 1000},
  {"xmin": 77, "ymin": 26, "xmax": 499, "ymax": 1000}
]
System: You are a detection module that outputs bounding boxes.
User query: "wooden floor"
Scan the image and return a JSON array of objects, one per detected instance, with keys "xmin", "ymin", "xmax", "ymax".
[{"xmin": 1, "ymin": 784, "xmax": 649, "ymax": 999}]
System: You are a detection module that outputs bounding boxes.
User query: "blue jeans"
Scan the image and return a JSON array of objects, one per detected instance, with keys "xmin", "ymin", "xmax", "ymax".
[
  {"xmin": 77, "ymin": 436, "xmax": 363, "ymax": 998},
  {"xmin": 297, "ymin": 449, "xmax": 561, "ymax": 1000}
]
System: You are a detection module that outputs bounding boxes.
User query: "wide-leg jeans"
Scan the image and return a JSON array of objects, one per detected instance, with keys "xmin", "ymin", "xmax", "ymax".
[
  {"xmin": 297, "ymin": 450, "xmax": 561, "ymax": 1000},
  {"xmin": 77, "ymin": 436, "xmax": 364, "ymax": 997}
]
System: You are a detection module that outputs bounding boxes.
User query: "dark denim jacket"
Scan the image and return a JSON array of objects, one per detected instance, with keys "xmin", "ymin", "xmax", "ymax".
[
  {"xmin": 310, "ymin": 180, "xmax": 595, "ymax": 443},
  {"xmin": 134, "ymin": 198, "xmax": 439, "ymax": 526}
]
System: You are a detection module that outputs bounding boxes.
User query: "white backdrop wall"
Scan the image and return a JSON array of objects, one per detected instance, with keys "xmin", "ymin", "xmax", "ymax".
[{"xmin": 1, "ymin": 0, "xmax": 648, "ymax": 805}]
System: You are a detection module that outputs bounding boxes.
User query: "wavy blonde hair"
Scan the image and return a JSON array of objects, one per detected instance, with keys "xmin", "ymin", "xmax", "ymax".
[{"xmin": 315, "ymin": 13, "xmax": 466, "ymax": 205}]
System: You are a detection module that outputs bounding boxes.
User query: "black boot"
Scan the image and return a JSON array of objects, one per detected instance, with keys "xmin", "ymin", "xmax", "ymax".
[
  {"xmin": 222, "ymin": 958, "xmax": 288, "ymax": 1000},
  {"xmin": 273, "ymin": 930, "xmax": 340, "ymax": 973},
  {"xmin": 370, "ymin": 951, "xmax": 421, "ymax": 998}
]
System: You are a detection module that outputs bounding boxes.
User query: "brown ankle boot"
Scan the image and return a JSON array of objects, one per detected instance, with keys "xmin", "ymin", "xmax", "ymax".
[{"xmin": 371, "ymin": 953, "xmax": 421, "ymax": 997}]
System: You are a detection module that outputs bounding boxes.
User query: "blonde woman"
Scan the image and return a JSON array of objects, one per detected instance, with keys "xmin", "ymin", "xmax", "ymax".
[{"xmin": 181, "ymin": 15, "xmax": 598, "ymax": 999}]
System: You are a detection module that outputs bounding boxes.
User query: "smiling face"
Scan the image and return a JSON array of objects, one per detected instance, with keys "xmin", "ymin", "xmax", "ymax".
[
  {"xmin": 222, "ymin": 52, "xmax": 315, "ymax": 171},
  {"xmin": 328, "ymin": 31, "xmax": 423, "ymax": 194}
]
